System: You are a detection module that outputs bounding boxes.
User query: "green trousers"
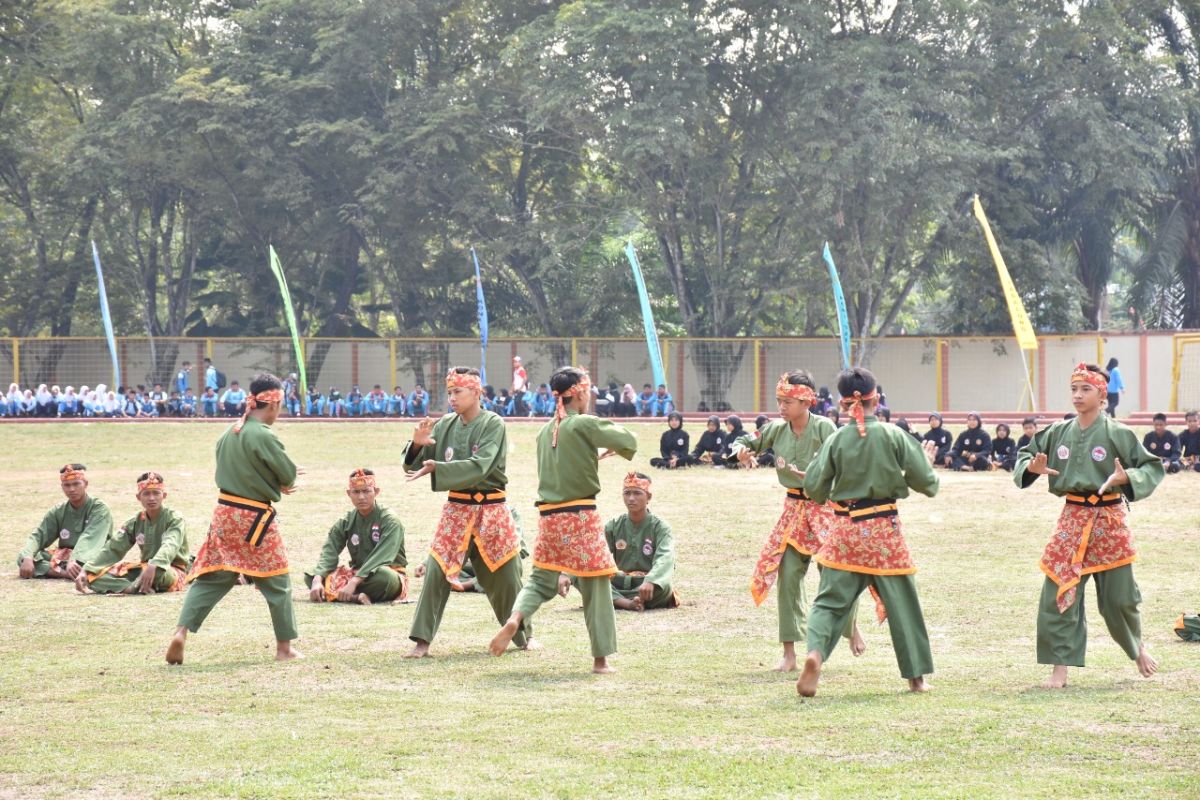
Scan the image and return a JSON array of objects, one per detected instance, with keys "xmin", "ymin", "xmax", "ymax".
[
  {"xmin": 608, "ymin": 573, "xmax": 677, "ymax": 610},
  {"xmin": 777, "ymin": 549, "xmax": 858, "ymax": 644},
  {"xmin": 1037, "ymin": 564, "xmax": 1142, "ymax": 666},
  {"xmin": 807, "ymin": 566, "xmax": 933, "ymax": 679},
  {"xmin": 177, "ymin": 570, "xmax": 298, "ymax": 641},
  {"xmin": 515, "ymin": 566, "xmax": 616, "ymax": 658},
  {"xmin": 409, "ymin": 544, "xmax": 529, "ymax": 647},
  {"xmin": 16, "ymin": 551, "xmax": 63, "ymax": 578},
  {"xmin": 302, "ymin": 567, "xmax": 403, "ymax": 603},
  {"xmin": 89, "ymin": 564, "xmax": 179, "ymax": 595}
]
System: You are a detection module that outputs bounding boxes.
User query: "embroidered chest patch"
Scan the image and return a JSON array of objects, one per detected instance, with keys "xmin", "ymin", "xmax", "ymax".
[
  {"xmin": 135, "ymin": 533, "xmax": 146, "ymax": 546},
  {"xmin": 350, "ymin": 534, "xmax": 360, "ymax": 546},
  {"xmin": 775, "ymin": 456, "xmax": 786, "ymax": 469},
  {"xmin": 472, "ymin": 444, "xmax": 480, "ymax": 455},
  {"xmin": 1057, "ymin": 445, "xmax": 1071, "ymax": 460},
  {"xmin": 615, "ymin": 539, "xmax": 627, "ymax": 551},
  {"xmin": 444, "ymin": 446, "xmax": 455, "ymax": 460},
  {"xmin": 677, "ymin": 438, "xmax": 685, "ymax": 446},
  {"xmin": 642, "ymin": 539, "xmax": 654, "ymax": 556},
  {"xmin": 59, "ymin": 529, "xmax": 71, "ymax": 541},
  {"xmin": 1091, "ymin": 446, "xmax": 1107, "ymax": 462},
  {"xmin": 371, "ymin": 524, "xmax": 381, "ymax": 543}
]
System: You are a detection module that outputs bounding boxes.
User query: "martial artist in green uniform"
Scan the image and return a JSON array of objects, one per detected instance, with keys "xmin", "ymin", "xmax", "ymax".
[
  {"xmin": 490, "ymin": 366, "xmax": 637, "ymax": 674},
  {"xmin": 166, "ymin": 373, "xmax": 301, "ymax": 665},
  {"xmin": 76, "ymin": 472, "xmax": 191, "ymax": 594},
  {"xmin": 798, "ymin": 367, "xmax": 940, "ymax": 697},
  {"xmin": 17, "ymin": 464, "xmax": 113, "ymax": 580},
  {"xmin": 1014, "ymin": 362, "xmax": 1163, "ymax": 689},
  {"xmin": 305, "ymin": 469, "xmax": 407, "ymax": 604},
  {"xmin": 404, "ymin": 367, "xmax": 533, "ymax": 658},
  {"xmin": 596, "ymin": 472, "xmax": 678, "ymax": 611}
]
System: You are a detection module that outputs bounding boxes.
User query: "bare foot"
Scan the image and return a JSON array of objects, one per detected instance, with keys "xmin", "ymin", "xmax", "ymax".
[
  {"xmin": 775, "ymin": 642, "xmax": 797, "ymax": 672},
  {"xmin": 797, "ymin": 651, "xmax": 822, "ymax": 697},
  {"xmin": 907, "ymin": 676, "xmax": 932, "ymax": 693},
  {"xmin": 356, "ymin": 593, "xmax": 372, "ymax": 605},
  {"xmin": 489, "ymin": 617, "xmax": 520, "ymax": 656},
  {"xmin": 519, "ymin": 638, "xmax": 543, "ymax": 652},
  {"xmin": 47, "ymin": 567, "xmax": 69, "ymax": 580},
  {"xmin": 850, "ymin": 623, "xmax": 867, "ymax": 657},
  {"xmin": 404, "ymin": 640, "xmax": 431, "ymax": 659},
  {"xmin": 1136, "ymin": 645, "xmax": 1158, "ymax": 678},
  {"xmin": 614, "ymin": 597, "xmax": 639, "ymax": 611},
  {"xmin": 592, "ymin": 657, "xmax": 616, "ymax": 674},
  {"xmin": 166, "ymin": 630, "xmax": 186, "ymax": 665},
  {"xmin": 275, "ymin": 642, "xmax": 302, "ymax": 661},
  {"xmin": 1041, "ymin": 665, "xmax": 1069, "ymax": 689}
]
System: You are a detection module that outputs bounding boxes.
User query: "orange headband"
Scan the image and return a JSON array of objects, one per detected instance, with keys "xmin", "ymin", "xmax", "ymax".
[
  {"xmin": 348, "ymin": 469, "xmax": 377, "ymax": 490},
  {"xmin": 623, "ymin": 472, "xmax": 651, "ymax": 492},
  {"xmin": 234, "ymin": 388, "xmax": 285, "ymax": 433},
  {"xmin": 59, "ymin": 465, "xmax": 86, "ymax": 484},
  {"xmin": 446, "ymin": 369, "xmax": 482, "ymax": 392},
  {"xmin": 840, "ymin": 389, "xmax": 878, "ymax": 437},
  {"xmin": 776, "ymin": 375, "xmax": 816, "ymax": 403},
  {"xmin": 552, "ymin": 370, "xmax": 592, "ymax": 448},
  {"xmin": 137, "ymin": 472, "xmax": 165, "ymax": 493},
  {"xmin": 1070, "ymin": 363, "xmax": 1107, "ymax": 397}
]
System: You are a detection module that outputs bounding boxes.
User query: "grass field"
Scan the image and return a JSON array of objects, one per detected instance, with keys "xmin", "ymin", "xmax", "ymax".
[{"xmin": 1, "ymin": 420, "xmax": 1198, "ymax": 799}]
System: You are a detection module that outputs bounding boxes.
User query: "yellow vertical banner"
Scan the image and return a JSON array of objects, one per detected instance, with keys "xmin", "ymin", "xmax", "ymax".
[{"xmin": 972, "ymin": 196, "xmax": 1039, "ymax": 350}]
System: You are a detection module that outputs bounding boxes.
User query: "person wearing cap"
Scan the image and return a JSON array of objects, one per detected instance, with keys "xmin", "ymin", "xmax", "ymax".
[
  {"xmin": 949, "ymin": 412, "xmax": 992, "ymax": 471},
  {"xmin": 17, "ymin": 464, "xmax": 114, "ymax": 580},
  {"xmin": 732, "ymin": 371, "xmax": 864, "ymax": 673},
  {"xmin": 649, "ymin": 411, "xmax": 691, "ymax": 469},
  {"xmin": 305, "ymin": 469, "xmax": 407, "ymax": 605},
  {"xmin": 166, "ymin": 372, "xmax": 301, "ymax": 665},
  {"xmin": 75, "ymin": 472, "xmax": 191, "ymax": 594},
  {"xmin": 403, "ymin": 367, "xmax": 534, "ymax": 658},
  {"xmin": 690, "ymin": 415, "xmax": 728, "ymax": 466},
  {"xmin": 589, "ymin": 472, "xmax": 677, "ymax": 611},
  {"xmin": 1014, "ymin": 362, "xmax": 1163, "ymax": 689},
  {"xmin": 489, "ymin": 366, "xmax": 637, "ymax": 674},
  {"xmin": 922, "ymin": 413, "xmax": 953, "ymax": 466},
  {"xmin": 797, "ymin": 367, "xmax": 940, "ymax": 698}
]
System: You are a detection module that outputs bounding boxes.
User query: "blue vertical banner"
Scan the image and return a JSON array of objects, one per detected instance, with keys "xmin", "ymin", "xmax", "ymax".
[
  {"xmin": 822, "ymin": 242, "xmax": 852, "ymax": 370},
  {"xmin": 90, "ymin": 240, "xmax": 121, "ymax": 387},
  {"xmin": 471, "ymin": 247, "xmax": 489, "ymax": 385},
  {"xmin": 624, "ymin": 241, "xmax": 666, "ymax": 388}
]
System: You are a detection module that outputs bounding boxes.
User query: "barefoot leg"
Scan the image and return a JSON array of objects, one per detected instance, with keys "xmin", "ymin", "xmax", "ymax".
[
  {"xmin": 1041, "ymin": 664, "xmax": 1069, "ymax": 689},
  {"xmin": 519, "ymin": 637, "xmax": 543, "ymax": 652},
  {"xmin": 166, "ymin": 627, "xmax": 187, "ymax": 665},
  {"xmin": 796, "ymin": 650, "xmax": 823, "ymax": 697},
  {"xmin": 1135, "ymin": 644, "xmax": 1157, "ymax": 678},
  {"xmin": 404, "ymin": 639, "xmax": 431, "ymax": 659},
  {"xmin": 356, "ymin": 593, "xmax": 372, "ymax": 605},
  {"xmin": 776, "ymin": 641, "xmax": 798, "ymax": 672},
  {"xmin": 592, "ymin": 657, "xmax": 616, "ymax": 674},
  {"xmin": 907, "ymin": 676, "xmax": 932, "ymax": 693},
  {"xmin": 275, "ymin": 640, "xmax": 303, "ymax": 661},
  {"xmin": 489, "ymin": 613, "xmax": 522, "ymax": 656},
  {"xmin": 613, "ymin": 596, "xmax": 639, "ymax": 611},
  {"xmin": 850, "ymin": 622, "xmax": 867, "ymax": 657}
]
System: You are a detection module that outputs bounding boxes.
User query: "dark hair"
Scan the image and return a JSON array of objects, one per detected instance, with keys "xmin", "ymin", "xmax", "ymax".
[
  {"xmin": 1022, "ymin": 416, "xmax": 1037, "ymax": 426},
  {"xmin": 249, "ymin": 373, "xmax": 283, "ymax": 395},
  {"xmin": 667, "ymin": 411, "xmax": 683, "ymax": 424},
  {"xmin": 783, "ymin": 369, "xmax": 815, "ymax": 390},
  {"xmin": 1186, "ymin": 410, "xmax": 1198, "ymax": 420},
  {"xmin": 836, "ymin": 367, "xmax": 877, "ymax": 399},
  {"xmin": 755, "ymin": 414, "xmax": 769, "ymax": 429},
  {"xmin": 1079, "ymin": 363, "xmax": 1109, "ymax": 382},
  {"xmin": 707, "ymin": 414, "xmax": 720, "ymax": 426},
  {"xmin": 204, "ymin": 358, "xmax": 212, "ymax": 364},
  {"xmin": 136, "ymin": 471, "xmax": 164, "ymax": 483},
  {"xmin": 896, "ymin": 418, "xmax": 912, "ymax": 432},
  {"xmin": 349, "ymin": 468, "xmax": 376, "ymax": 477},
  {"xmin": 818, "ymin": 386, "xmax": 830, "ymax": 398},
  {"xmin": 878, "ymin": 407, "xmax": 892, "ymax": 421},
  {"xmin": 449, "ymin": 366, "xmax": 480, "ymax": 377},
  {"xmin": 550, "ymin": 367, "xmax": 588, "ymax": 397},
  {"xmin": 996, "ymin": 423, "xmax": 1010, "ymax": 436},
  {"xmin": 642, "ymin": 383, "xmax": 652, "ymax": 389},
  {"xmin": 632, "ymin": 471, "xmax": 651, "ymax": 483},
  {"xmin": 827, "ymin": 408, "xmax": 841, "ymax": 421},
  {"xmin": 1105, "ymin": 357, "xmax": 1119, "ymax": 371},
  {"xmin": 725, "ymin": 414, "xmax": 742, "ymax": 427},
  {"xmin": 1153, "ymin": 412, "xmax": 1167, "ymax": 422},
  {"xmin": 59, "ymin": 463, "xmax": 86, "ymax": 473}
]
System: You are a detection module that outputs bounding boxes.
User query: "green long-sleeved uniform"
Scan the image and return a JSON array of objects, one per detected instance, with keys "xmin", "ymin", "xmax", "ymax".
[
  {"xmin": 735, "ymin": 416, "xmax": 836, "ymax": 489},
  {"xmin": 17, "ymin": 496, "xmax": 113, "ymax": 577},
  {"xmin": 604, "ymin": 512, "xmax": 676, "ymax": 609},
  {"xmin": 514, "ymin": 410, "xmax": 638, "ymax": 659},
  {"xmin": 403, "ymin": 411, "xmax": 507, "ymax": 492},
  {"xmin": 803, "ymin": 416, "xmax": 939, "ymax": 680},
  {"xmin": 1013, "ymin": 414, "xmax": 1163, "ymax": 667},
  {"xmin": 304, "ymin": 504, "xmax": 406, "ymax": 602},
  {"xmin": 84, "ymin": 508, "xmax": 191, "ymax": 594}
]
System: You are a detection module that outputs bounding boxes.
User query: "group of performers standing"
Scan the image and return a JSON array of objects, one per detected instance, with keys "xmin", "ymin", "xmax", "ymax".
[{"xmin": 15, "ymin": 360, "xmax": 1168, "ymax": 694}]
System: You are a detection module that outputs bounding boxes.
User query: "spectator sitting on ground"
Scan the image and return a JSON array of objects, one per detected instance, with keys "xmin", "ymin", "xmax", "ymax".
[
  {"xmin": 532, "ymin": 384, "xmax": 555, "ymax": 416},
  {"xmin": 636, "ymin": 383, "xmax": 655, "ymax": 415},
  {"xmin": 614, "ymin": 383, "xmax": 638, "ymax": 416},
  {"xmin": 649, "ymin": 384, "xmax": 675, "ymax": 416},
  {"xmin": 220, "ymin": 381, "xmax": 247, "ymax": 417},
  {"xmin": 367, "ymin": 385, "xmax": 388, "ymax": 416},
  {"xmin": 691, "ymin": 415, "xmax": 727, "ymax": 465},
  {"xmin": 407, "ymin": 384, "xmax": 428, "ymax": 417},
  {"xmin": 721, "ymin": 415, "xmax": 746, "ymax": 467},
  {"xmin": 388, "ymin": 386, "xmax": 407, "ymax": 417}
]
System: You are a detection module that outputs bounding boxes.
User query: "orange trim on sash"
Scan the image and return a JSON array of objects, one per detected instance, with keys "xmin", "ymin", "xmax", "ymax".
[
  {"xmin": 815, "ymin": 558, "xmax": 917, "ymax": 577},
  {"xmin": 536, "ymin": 498, "xmax": 597, "ymax": 513},
  {"xmin": 531, "ymin": 560, "xmax": 617, "ymax": 578},
  {"xmin": 188, "ymin": 564, "xmax": 290, "ymax": 580}
]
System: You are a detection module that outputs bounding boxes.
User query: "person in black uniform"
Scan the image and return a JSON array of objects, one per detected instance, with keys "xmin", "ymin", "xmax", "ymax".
[
  {"xmin": 990, "ymin": 423, "xmax": 1017, "ymax": 471},
  {"xmin": 923, "ymin": 412, "xmax": 953, "ymax": 466},
  {"xmin": 721, "ymin": 415, "xmax": 747, "ymax": 467},
  {"xmin": 650, "ymin": 411, "xmax": 692, "ymax": 469},
  {"xmin": 1016, "ymin": 416, "xmax": 1038, "ymax": 451},
  {"xmin": 950, "ymin": 412, "xmax": 992, "ymax": 471},
  {"xmin": 895, "ymin": 417, "xmax": 923, "ymax": 442},
  {"xmin": 691, "ymin": 415, "xmax": 727, "ymax": 466},
  {"xmin": 1143, "ymin": 413, "xmax": 1182, "ymax": 474},
  {"xmin": 1179, "ymin": 410, "xmax": 1200, "ymax": 472},
  {"xmin": 752, "ymin": 415, "xmax": 776, "ymax": 467}
]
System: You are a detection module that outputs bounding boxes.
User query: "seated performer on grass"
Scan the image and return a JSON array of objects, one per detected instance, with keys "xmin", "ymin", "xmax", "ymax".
[
  {"xmin": 1142, "ymin": 413, "xmax": 1182, "ymax": 475},
  {"xmin": 75, "ymin": 472, "xmax": 191, "ymax": 594},
  {"xmin": 305, "ymin": 469, "xmax": 407, "ymax": 605},
  {"xmin": 949, "ymin": 412, "xmax": 992, "ymax": 471},
  {"xmin": 17, "ymin": 464, "xmax": 114, "ymax": 581},
  {"xmin": 588, "ymin": 472, "xmax": 678, "ymax": 611}
]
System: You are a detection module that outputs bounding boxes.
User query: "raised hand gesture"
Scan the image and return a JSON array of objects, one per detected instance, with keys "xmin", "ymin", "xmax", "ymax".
[
  {"xmin": 413, "ymin": 417, "xmax": 437, "ymax": 448},
  {"xmin": 1098, "ymin": 458, "xmax": 1128, "ymax": 495},
  {"xmin": 1027, "ymin": 452, "xmax": 1060, "ymax": 476}
]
